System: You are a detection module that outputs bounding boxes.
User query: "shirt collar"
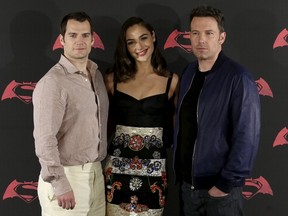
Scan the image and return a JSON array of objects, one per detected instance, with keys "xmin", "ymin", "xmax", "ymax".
[{"xmin": 59, "ymin": 54, "xmax": 98, "ymax": 74}]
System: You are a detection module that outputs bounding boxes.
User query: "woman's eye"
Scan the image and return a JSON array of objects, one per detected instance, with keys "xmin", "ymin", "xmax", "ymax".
[{"xmin": 127, "ymin": 41, "xmax": 135, "ymax": 46}]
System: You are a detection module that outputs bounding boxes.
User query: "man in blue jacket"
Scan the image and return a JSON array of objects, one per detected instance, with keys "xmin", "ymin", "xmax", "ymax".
[{"xmin": 173, "ymin": 5, "xmax": 261, "ymax": 216}]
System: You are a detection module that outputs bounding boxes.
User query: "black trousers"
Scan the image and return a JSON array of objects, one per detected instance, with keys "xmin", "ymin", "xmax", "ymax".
[{"xmin": 180, "ymin": 181, "xmax": 244, "ymax": 216}]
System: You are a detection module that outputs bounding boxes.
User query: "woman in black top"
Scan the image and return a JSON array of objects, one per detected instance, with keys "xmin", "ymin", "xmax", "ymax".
[{"xmin": 104, "ymin": 17, "xmax": 179, "ymax": 216}]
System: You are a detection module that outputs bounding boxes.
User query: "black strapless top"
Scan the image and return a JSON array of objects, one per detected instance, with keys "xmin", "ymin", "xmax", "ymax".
[
  {"xmin": 112, "ymin": 90, "xmax": 169, "ymax": 127},
  {"xmin": 109, "ymin": 75, "xmax": 174, "ymax": 147}
]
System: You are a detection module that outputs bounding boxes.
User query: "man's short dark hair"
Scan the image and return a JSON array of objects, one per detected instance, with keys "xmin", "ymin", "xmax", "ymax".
[
  {"xmin": 190, "ymin": 5, "xmax": 225, "ymax": 33},
  {"xmin": 60, "ymin": 12, "xmax": 93, "ymax": 36}
]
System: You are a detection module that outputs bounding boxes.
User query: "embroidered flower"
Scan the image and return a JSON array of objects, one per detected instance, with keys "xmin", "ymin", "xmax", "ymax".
[
  {"xmin": 154, "ymin": 161, "xmax": 162, "ymax": 171},
  {"xmin": 112, "ymin": 133, "xmax": 130, "ymax": 148},
  {"xmin": 113, "ymin": 148, "xmax": 121, "ymax": 157},
  {"xmin": 147, "ymin": 164, "xmax": 154, "ymax": 174},
  {"xmin": 119, "ymin": 195, "xmax": 149, "ymax": 213},
  {"xmin": 112, "ymin": 158, "xmax": 120, "ymax": 167},
  {"xmin": 129, "ymin": 135, "xmax": 144, "ymax": 151},
  {"xmin": 153, "ymin": 151, "xmax": 161, "ymax": 159},
  {"xmin": 129, "ymin": 177, "xmax": 143, "ymax": 191},
  {"xmin": 130, "ymin": 157, "xmax": 142, "ymax": 170},
  {"xmin": 143, "ymin": 135, "xmax": 151, "ymax": 149}
]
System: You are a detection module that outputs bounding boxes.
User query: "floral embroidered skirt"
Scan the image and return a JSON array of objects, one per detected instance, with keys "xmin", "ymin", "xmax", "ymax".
[{"xmin": 105, "ymin": 125, "xmax": 167, "ymax": 216}]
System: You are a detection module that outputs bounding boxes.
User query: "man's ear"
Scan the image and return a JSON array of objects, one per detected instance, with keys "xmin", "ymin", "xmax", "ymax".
[
  {"xmin": 91, "ymin": 33, "xmax": 95, "ymax": 46},
  {"xmin": 60, "ymin": 34, "xmax": 65, "ymax": 46},
  {"xmin": 219, "ymin": 32, "xmax": 226, "ymax": 45}
]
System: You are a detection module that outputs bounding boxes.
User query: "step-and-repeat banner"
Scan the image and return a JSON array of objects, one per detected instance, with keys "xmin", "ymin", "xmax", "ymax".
[{"xmin": 0, "ymin": 0, "xmax": 287, "ymax": 215}]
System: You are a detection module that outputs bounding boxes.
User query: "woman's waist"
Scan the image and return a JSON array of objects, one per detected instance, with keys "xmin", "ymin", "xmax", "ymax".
[{"xmin": 115, "ymin": 124, "xmax": 163, "ymax": 137}]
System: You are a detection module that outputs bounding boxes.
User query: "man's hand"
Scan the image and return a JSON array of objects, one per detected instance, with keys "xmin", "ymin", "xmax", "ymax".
[
  {"xmin": 56, "ymin": 191, "xmax": 76, "ymax": 210},
  {"xmin": 208, "ymin": 186, "xmax": 228, "ymax": 197}
]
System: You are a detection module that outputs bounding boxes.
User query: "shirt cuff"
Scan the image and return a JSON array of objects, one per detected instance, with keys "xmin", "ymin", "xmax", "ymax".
[{"xmin": 51, "ymin": 175, "xmax": 72, "ymax": 196}]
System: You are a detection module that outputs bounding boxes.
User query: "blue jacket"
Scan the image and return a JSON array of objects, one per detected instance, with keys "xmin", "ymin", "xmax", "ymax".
[{"xmin": 173, "ymin": 52, "xmax": 261, "ymax": 193}]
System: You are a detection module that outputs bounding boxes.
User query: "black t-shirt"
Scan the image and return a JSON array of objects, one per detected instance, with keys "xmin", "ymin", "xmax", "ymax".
[{"xmin": 179, "ymin": 69, "xmax": 209, "ymax": 184}]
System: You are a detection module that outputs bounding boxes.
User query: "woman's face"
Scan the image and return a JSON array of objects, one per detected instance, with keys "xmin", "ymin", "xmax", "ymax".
[{"xmin": 125, "ymin": 24, "xmax": 155, "ymax": 63}]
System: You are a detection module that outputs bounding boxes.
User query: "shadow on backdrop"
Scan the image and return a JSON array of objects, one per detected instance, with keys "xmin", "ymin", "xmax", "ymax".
[{"xmin": 0, "ymin": 10, "xmax": 55, "ymax": 216}]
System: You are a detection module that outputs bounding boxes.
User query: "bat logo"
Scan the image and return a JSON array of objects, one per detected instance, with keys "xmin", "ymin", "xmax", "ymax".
[
  {"xmin": 273, "ymin": 28, "xmax": 288, "ymax": 49},
  {"xmin": 242, "ymin": 176, "xmax": 273, "ymax": 200},
  {"xmin": 53, "ymin": 32, "xmax": 105, "ymax": 50},
  {"xmin": 255, "ymin": 77, "xmax": 273, "ymax": 97},
  {"xmin": 1, "ymin": 80, "xmax": 36, "ymax": 104},
  {"xmin": 273, "ymin": 127, "xmax": 288, "ymax": 147},
  {"xmin": 2, "ymin": 179, "xmax": 38, "ymax": 203},
  {"xmin": 164, "ymin": 29, "xmax": 192, "ymax": 53}
]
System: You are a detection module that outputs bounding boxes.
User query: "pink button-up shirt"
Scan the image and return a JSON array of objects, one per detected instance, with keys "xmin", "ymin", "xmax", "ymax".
[{"xmin": 33, "ymin": 55, "xmax": 108, "ymax": 196}]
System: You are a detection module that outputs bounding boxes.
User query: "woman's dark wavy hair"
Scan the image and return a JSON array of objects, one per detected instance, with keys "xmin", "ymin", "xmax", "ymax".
[{"xmin": 109, "ymin": 17, "xmax": 168, "ymax": 83}]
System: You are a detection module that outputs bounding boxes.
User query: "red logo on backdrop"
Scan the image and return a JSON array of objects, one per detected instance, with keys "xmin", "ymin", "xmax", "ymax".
[
  {"xmin": 1, "ymin": 80, "xmax": 36, "ymax": 104},
  {"xmin": 243, "ymin": 176, "xmax": 273, "ymax": 200},
  {"xmin": 164, "ymin": 29, "xmax": 191, "ymax": 53},
  {"xmin": 273, "ymin": 28, "xmax": 288, "ymax": 49},
  {"xmin": 3, "ymin": 179, "xmax": 38, "ymax": 203},
  {"xmin": 53, "ymin": 32, "xmax": 105, "ymax": 50},
  {"xmin": 255, "ymin": 77, "xmax": 273, "ymax": 98},
  {"xmin": 273, "ymin": 127, "xmax": 288, "ymax": 147}
]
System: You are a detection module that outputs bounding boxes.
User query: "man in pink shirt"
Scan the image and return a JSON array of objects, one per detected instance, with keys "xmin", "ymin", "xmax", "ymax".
[{"xmin": 33, "ymin": 12, "xmax": 108, "ymax": 216}]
